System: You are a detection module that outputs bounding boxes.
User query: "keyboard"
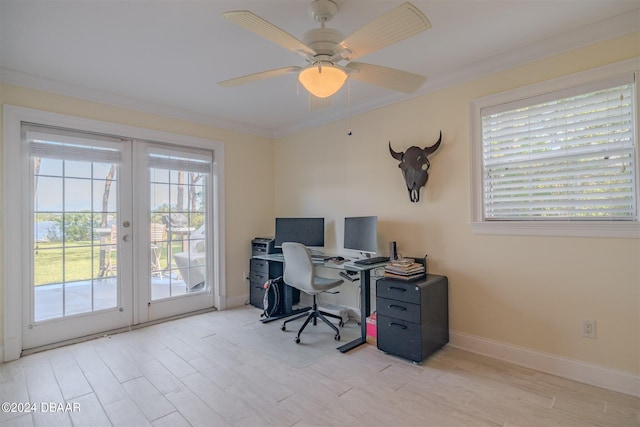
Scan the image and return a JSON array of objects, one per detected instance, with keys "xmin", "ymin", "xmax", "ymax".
[
  {"xmin": 353, "ymin": 256, "xmax": 389, "ymax": 266},
  {"xmin": 311, "ymin": 255, "xmax": 331, "ymax": 261}
]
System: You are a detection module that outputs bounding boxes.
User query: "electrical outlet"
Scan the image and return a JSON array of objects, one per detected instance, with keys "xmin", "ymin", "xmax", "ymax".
[{"xmin": 581, "ymin": 319, "xmax": 596, "ymax": 338}]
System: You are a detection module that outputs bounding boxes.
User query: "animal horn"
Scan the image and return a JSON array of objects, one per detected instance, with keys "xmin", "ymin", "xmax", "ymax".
[
  {"xmin": 423, "ymin": 131, "xmax": 442, "ymax": 155},
  {"xmin": 388, "ymin": 142, "xmax": 404, "ymax": 161}
]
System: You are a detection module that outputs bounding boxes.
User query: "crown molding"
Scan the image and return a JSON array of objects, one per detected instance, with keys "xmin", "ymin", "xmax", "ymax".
[
  {"xmin": 273, "ymin": 9, "xmax": 640, "ymax": 138},
  {"xmin": 0, "ymin": 67, "xmax": 277, "ymax": 139},
  {"xmin": 420, "ymin": 8, "xmax": 640, "ymax": 94},
  {"xmin": 1, "ymin": 9, "xmax": 637, "ymax": 140}
]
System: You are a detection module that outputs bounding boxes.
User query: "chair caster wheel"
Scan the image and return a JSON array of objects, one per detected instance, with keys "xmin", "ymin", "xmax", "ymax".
[
  {"xmin": 295, "ymin": 337, "xmax": 301, "ymax": 344},
  {"xmin": 334, "ymin": 334, "xmax": 340, "ymax": 341},
  {"xmin": 281, "ymin": 325, "xmax": 286, "ymax": 331}
]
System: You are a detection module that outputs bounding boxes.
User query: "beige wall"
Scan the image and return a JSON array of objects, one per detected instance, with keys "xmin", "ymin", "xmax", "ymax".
[
  {"xmin": 0, "ymin": 33, "xmax": 638, "ymax": 378},
  {"xmin": 0, "ymin": 83, "xmax": 276, "ymax": 345},
  {"xmin": 274, "ymin": 34, "xmax": 640, "ymax": 375}
]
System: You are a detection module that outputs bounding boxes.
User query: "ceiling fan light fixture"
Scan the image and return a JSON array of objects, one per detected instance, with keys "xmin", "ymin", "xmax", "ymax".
[{"xmin": 298, "ymin": 62, "xmax": 348, "ymax": 98}]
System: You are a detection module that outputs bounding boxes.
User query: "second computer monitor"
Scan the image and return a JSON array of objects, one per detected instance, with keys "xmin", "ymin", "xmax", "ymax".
[
  {"xmin": 344, "ymin": 216, "xmax": 378, "ymax": 254},
  {"xmin": 274, "ymin": 217, "xmax": 325, "ymax": 248}
]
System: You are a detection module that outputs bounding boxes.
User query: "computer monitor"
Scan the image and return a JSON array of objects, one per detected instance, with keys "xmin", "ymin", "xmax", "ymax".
[
  {"xmin": 344, "ymin": 216, "xmax": 378, "ymax": 254},
  {"xmin": 274, "ymin": 217, "xmax": 325, "ymax": 248}
]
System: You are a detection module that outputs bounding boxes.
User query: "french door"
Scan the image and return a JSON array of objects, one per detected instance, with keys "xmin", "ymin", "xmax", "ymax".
[
  {"xmin": 23, "ymin": 126, "xmax": 134, "ymax": 349},
  {"xmin": 134, "ymin": 142, "xmax": 214, "ymax": 322},
  {"xmin": 22, "ymin": 125, "xmax": 214, "ymax": 350}
]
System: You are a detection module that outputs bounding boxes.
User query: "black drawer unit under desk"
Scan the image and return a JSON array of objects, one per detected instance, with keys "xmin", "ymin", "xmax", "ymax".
[
  {"xmin": 249, "ymin": 257, "xmax": 275, "ymax": 309},
  {"xmin": 376, "ymin": 274, "xmax": 448, "ymax": 363},
  {"xmin": 249, "ymin": 258, "xmax": 301, "ymax": 315}
]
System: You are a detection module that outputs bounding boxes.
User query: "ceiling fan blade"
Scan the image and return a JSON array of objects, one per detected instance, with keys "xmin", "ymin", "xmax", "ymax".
[
  {"xmin": 218, "ymin": 66, "xmax": 301, "ymax": 87},
  {"xmin": 346, "ymin": 62, "xmax": 426, "ymax": 93},
  {"xmin": 336, "ymin": 2, "xmax": 431, "ymax": 61},
  {"xmin": 222, "ymin": 10, "xmax": 316, "ymax": 59}
]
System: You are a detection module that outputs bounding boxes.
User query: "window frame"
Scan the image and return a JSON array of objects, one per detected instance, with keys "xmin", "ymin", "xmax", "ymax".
[{"xmin": 469, "ymin": 59, "xmax": 640, "ymax": 238}]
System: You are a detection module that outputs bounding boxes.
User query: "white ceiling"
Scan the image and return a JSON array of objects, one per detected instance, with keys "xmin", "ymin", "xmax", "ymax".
[{"xmin": 1, "ymin": 1, "xmax": 638, "ymax": 138}]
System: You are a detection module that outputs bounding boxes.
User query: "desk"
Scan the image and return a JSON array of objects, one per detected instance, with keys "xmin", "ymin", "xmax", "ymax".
[
  {"xmin": 168, "ymin": 226, "xmax": 195, "ymax": 251},
  {"xmin": 252, "ymin": 253, "xmax": 387, "ymax": 353}
]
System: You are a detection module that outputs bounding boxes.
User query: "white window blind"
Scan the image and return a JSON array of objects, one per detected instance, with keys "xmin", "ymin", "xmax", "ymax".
[
  {"xmin": 481, "ymin": 73, "xmax": 636, "ymax": 220},
  {"xmin": 25, "ymin": 125, "xmax": 124, "ymax": 164},
  {"xmin": 148, "ymin": 149, "xmax": 212, "ymax": 174}
]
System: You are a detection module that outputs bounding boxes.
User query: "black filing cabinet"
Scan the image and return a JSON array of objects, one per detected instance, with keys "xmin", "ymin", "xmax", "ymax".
[
  {"xmin": 249, "ymin": 238, "xmax": 281, "ymax": 310},
  {"xmin": 249, "ymin": 258, "xmax": 302, "ymax": 315},
  {"xmin": 249, "ymin": 238, "xmax": 299, "ymax": 315},
  {"xmin": 376, "ymin": 274, "xmax": 448, "ymax": 363},
  {"xmin": 249, "ymin": 257, "xmax": 277, "ymax": 309}
]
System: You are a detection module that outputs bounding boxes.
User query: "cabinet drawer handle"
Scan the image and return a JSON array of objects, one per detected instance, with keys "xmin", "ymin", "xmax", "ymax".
[
  {"xmin": 389, "ymin": 286, "xmax": 406, "ymax": 292},
  {"xmin": 388, "ymin": 304, "xmax": 406, "ymax": 311},
  {"xmin": 389, "ymin": 322, "xmax": 407, "ymax": 330}
]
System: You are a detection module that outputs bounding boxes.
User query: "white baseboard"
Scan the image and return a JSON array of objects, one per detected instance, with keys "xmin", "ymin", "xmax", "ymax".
[
  {"xmin": 225, "ymin": 294, "xmax": 250, "ymax": 309},
  {"xmin": 449, "ymin": 330, "xmax": 640, "ymax": 397},
  {"xmin": 2, "ymin": 336, "xmax": 21, "ymax": 363}
]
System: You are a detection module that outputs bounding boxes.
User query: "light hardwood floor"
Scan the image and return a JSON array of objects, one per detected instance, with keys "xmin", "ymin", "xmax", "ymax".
[{"xmin": 0, "ymin": 306, "xmax": 638, "ymax": 426}]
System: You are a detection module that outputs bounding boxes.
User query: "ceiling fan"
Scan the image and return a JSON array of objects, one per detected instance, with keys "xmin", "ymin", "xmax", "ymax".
[{"xmin": 218, "ymin": 0, "xmax": 431, "ymax": 101}]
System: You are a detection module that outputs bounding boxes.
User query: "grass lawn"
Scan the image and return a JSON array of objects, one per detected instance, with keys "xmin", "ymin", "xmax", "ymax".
[{"xmin": 34, "ymin": 240, "xmax": 183, "ymax": 285}]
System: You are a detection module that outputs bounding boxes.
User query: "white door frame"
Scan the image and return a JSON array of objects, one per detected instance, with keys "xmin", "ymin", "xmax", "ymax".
[{"xmin": 2, "ymin": 105, "xmax": 226, "ymax": 361}]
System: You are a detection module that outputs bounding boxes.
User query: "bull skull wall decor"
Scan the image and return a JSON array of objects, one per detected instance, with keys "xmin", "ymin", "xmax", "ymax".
[{"xmin": 389, "ymin": 131, "xmax": 442, "ymax": 203}]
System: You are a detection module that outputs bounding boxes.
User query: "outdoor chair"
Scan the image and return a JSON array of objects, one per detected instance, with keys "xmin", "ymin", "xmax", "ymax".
[{"xmin": 150, "ymin": 223, "xmax": 166, "ymax": 278}]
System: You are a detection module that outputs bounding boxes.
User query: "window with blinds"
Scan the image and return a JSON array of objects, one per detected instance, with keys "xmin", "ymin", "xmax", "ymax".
[{"xmin": 480, "ymin": 73, "xmax": 637, "ymax": 221}]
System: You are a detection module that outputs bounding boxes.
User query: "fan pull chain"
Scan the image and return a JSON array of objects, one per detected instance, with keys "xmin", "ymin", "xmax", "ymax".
[{"xmin": 347, "ymin": 80, "xmax": 352, "ymax": 136}]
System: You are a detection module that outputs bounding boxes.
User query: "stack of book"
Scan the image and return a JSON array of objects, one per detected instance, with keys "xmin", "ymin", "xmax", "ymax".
[{"xmin": 384, "ymin": 258, "xmax": 426, "ymax": 281}]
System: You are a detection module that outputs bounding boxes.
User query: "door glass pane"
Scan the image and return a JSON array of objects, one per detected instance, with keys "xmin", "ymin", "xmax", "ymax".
[
  {"xmin": 150, "ymin": 156, "xmax": 209, "ymax": 301},
  {"xmin": 35, "ymin": 176, "xmax": 63, "ymax": 211},
  {"xmin": 33, "ymin": 156, "xmax": 119, "ymax": 322},
  {"xmin": 64, "ymin": 178, "xmax": 92, "ymax": 211}
]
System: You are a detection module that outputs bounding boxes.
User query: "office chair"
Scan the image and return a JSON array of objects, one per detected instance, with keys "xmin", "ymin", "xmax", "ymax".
[{"xmin": 281, "ymin": 242, "xmax": 344, "ymax": 343}]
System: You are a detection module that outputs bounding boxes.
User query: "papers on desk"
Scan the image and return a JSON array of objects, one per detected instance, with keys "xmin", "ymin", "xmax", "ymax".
[{"xmin": 383, "ymin": 258, "xmax": 426, "ymax": 281}]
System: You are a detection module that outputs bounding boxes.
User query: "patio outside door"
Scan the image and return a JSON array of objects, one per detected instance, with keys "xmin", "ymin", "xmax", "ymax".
[{"xmin": 24, "ymin": 126, "xmax": 134, "ymax": 349}]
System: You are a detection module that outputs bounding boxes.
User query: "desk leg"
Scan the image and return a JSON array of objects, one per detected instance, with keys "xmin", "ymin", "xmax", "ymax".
[{"xmin": 337, "ymin": 269, "xmax": 370, "ymax": 353}]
